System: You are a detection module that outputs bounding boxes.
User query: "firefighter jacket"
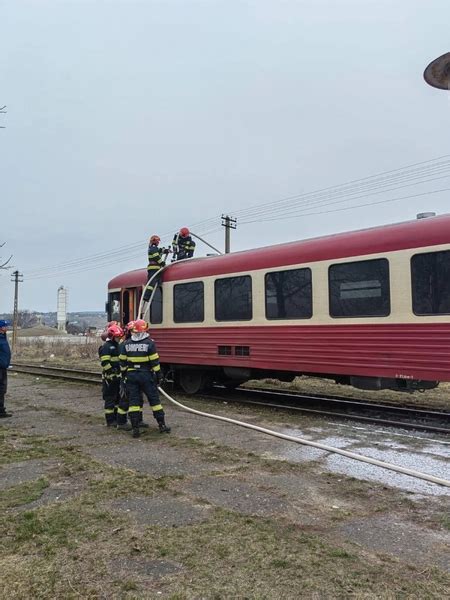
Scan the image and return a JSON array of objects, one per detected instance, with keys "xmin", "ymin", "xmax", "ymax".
[
  {"xmin": 147, "ymin": 243, "xmax": 165, "ymax": 273},
  {"xmin": 98, "ymin": 339, "xmax": 121, "ymax": 380},
  {"xmin": 119, "ymin": 334, "xmax": 161, "ymax": 376},
  {"xmin": 0, "ymin": 333, "xmax": 11, "ymax": 370},
  {"xmin": 172, "ymin": 233, "xmax": 196, "ymax": 260}
]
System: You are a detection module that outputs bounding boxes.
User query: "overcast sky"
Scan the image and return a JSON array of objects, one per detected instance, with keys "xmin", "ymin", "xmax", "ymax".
[{"xmin": 1, "ymin": 0, "xmax": 449, "ymax": 313}]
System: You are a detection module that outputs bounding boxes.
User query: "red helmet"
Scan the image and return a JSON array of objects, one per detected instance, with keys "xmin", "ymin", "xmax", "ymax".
[
  {"xmin": 132, "ymin": 319, "xmax": 148, "ymax": 333},
  {"xmin": 107, "ymin": 324, "xmax": 123, "ymax": 338},
  {"xmin": 124, "ymin": 320, "xmax": 136, "ymax": 332},
  {"xmin": 150, "ymin": 235, "xmax": 160, "ymax": 245},
  {"xmin": 179, "ymin": 227, "xmax": 189, "ymax": 237},
  {"xmin": 107, "ymin": 320, "xmax": 119, "ymax": 327}
]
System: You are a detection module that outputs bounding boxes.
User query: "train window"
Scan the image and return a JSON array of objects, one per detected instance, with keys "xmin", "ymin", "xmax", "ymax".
[
  {"xmin": 265, "ymin": 268, "xmax": 312, "ymax": 319},
  {"xmin": 329, "ymin": 258, "xmax": 390, "ymax": 317},
  {"xmin": 173, "ymin": 282, "xmax": 204, "ymax": 323},
  {"xmin": 150, "ymin": 286, "xmax": 163, "ymax": 324},
  {"xmin": 108, "ymin": 292, "xmax": 120, "ymax": 322},
  {"xmin": 215, "ymin": 276, "xmax": 252, "ymax": 321},
  {"xmin": 411, "ymin": 251, "xmax": 450, "ymax": 315}
]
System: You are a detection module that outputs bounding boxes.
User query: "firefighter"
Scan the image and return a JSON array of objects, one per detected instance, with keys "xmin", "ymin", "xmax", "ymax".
[
  {"xmin": 116, "ymin": 320, "xmax": 135, "ymax": 431},
  {"xmin": 0, "ymin": 320, "xmax": 12, "ymax": 419},
  {"xmin": 119, "ymin": 319, "xmax": 170, "ymax": 438},
  {"xmin": 172, "ymin": 227, "xmax": 196, "ymax": 261},
  {"xmin": 142, "ymin": 235, "xmax": 165, "ymax": 303},
  {"xmin": 98, "ymin": 323, "xmax": 123, "ymax": 426}
]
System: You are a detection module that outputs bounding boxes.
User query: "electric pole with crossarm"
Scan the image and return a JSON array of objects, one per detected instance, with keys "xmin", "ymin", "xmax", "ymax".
[
  {"xmin": 11, "ymin": 270, "xmax": 23, "ymax": 350},
  {"xmin": 221, "ymin": 215, "xmax": 237, "ymax": 254}
]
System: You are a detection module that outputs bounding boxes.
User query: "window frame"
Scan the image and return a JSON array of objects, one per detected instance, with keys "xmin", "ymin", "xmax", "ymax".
[
  {"xmin": 149, "ymin": 285, "xmax": 163, "ymax": 325},
  {"xmin": 264, "ymin": 267, "xmax": 313, "ymax": 320},
  {"xmin": 214, "ymin": 275, "xmax": 253, "ymax": 322},
  {"xmin": 411, "ymin": 250, "xmax": 450, "ymax": 316},
  {"xmin": 173, "ymin": 281, "xmax": 205, "ymax": 323},
  {"xmin": 328, "ymin": 258, "xmax": 391, "ymax": 319}
]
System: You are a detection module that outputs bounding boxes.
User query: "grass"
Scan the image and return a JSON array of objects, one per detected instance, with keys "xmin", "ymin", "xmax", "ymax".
[
  {"xmin": 0, "ymin": 429, "xmax": 56, "ymax": 466},
  {"xmin": 0, "ymin": 478, "xmax": 49, "ymax": 511}
]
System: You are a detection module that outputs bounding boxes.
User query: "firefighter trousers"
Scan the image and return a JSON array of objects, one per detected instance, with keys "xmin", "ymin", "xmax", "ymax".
[
  {"xmin": 102, "ymin": 376, "xmax": 120, "ymax": 425},
  {"xmin": 125, "ymin": 370, "xmax": 164, "ymax": 428}
]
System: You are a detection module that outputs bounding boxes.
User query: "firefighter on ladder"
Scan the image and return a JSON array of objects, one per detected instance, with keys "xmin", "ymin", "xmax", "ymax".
[
  {"xmin": 172, "ymin": 227, "xmax": 196, "ymax": 261},
  {"xmin": 142, "ymin": 234, "xmax": 166, "ymax": 303},
  {"xmin": 119, "ymin": 319, "xmax": 171, "ymax": 438}
]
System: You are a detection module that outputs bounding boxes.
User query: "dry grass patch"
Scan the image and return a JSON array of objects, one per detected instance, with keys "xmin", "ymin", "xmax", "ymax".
[{"xmin": 247, "ymin": 376, "xmax": 450, "ymax": 411}]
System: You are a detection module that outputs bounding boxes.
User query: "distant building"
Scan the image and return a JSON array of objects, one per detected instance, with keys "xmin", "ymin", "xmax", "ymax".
[{"xmin": 57, "ymin": 286, "xmax": 68, "ymax": 332}]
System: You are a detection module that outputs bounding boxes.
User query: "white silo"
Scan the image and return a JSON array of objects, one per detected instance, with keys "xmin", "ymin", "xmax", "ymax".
[{"xmin": 57, "ymin": 286, "xmax": 68, "ymax": 332}]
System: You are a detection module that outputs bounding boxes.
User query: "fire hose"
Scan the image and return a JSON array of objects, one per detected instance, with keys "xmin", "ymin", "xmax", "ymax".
[{"xmin": 158, "ymin": 386, "xmax": 450, "ymax": 488}]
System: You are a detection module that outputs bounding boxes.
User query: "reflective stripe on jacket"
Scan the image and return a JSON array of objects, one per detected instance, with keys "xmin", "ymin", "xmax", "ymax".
[
  {"xmin": 147, "ymin": 244, "xmax": 165, "ymax": 272},
  {"xmin": 172, "ymin": 234, "xmax": 196, "ymax": 259},
  {"xmin": 98, "ymin": 340, "xmax": 121, "ymax": 379},
  {"xmin": 119, "ymin": 335, "xmax": 161, "ymax": 374}
]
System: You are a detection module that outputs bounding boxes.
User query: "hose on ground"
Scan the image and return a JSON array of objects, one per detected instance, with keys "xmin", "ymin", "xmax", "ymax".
[{"xmin": 158, "ymin": 387, "xmax": 450, "ymax": 488}]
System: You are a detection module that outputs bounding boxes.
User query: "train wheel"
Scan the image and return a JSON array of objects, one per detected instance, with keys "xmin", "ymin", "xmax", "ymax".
[{"xmin": 179, "ymin": 370, "xmax": 207, "ymax": 395}]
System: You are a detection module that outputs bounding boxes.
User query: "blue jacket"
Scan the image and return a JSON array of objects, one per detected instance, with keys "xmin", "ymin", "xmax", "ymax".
[{"xmin": 0, "ymin": 333, "xmax": 11, "ymax": 369}]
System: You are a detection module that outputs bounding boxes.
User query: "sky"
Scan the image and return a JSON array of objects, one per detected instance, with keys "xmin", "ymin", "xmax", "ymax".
[{"xmin": 1, "ymin": 0, "xmax": 450, "ymax": 312}]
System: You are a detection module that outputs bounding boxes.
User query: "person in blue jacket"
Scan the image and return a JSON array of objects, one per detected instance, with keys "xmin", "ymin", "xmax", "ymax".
[{"xmin": 0, "ymin": 320, "xmax": 12, "ymax": 418}]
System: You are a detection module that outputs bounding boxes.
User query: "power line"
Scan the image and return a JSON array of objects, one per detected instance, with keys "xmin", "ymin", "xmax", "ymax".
[
  {"xmin": 23, "ymin": 155, "xmax": 450, "ymax": 279},
  {"xmin": 239, "ymin": 173, "xmax": 450, "ymax": 223},
  {"xmin": 230, "ymin": 160, "xmax": 450, "ymax": 221},
  {"xmin": 240, "ymin": 186, "xmax": 450, "ymax": 224},
  {"xmin": 227, "ymin": 154, "xmax": 450, "ymax": 220}
]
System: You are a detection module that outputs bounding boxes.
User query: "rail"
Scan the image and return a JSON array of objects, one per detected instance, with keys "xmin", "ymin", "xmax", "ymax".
[{"xmin": 10, "ymin": 363, "xmax": 450, "ymax": 435}]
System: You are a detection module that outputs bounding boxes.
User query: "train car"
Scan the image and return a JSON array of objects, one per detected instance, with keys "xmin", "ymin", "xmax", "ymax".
[{"xmin": 107, "ymin": 214, "xmax": 450, "ymax": 394}]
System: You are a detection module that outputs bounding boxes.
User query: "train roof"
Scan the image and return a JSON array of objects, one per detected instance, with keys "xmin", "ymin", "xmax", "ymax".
[{"xmin": 108, "ymin": 213, "xmax": 450, "ymax": 288}]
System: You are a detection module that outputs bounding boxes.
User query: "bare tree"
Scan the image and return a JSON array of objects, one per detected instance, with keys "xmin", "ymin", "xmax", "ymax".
[
  {"xmin": 17, "ymin": 310, "xmax": 39, "ymax": 329},
  {"xmin": 0, "ymin": 242, "xmax": 12, "ymax": 270},
  {"xmin": 0, "ymin": 105, "xmax": 6, "ymax": 129}
]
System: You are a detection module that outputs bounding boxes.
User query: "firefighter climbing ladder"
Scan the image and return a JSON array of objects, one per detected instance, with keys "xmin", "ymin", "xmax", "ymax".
[{"xmin": 138, "ymin": 232, "xmax": 223, "ymax": 321}]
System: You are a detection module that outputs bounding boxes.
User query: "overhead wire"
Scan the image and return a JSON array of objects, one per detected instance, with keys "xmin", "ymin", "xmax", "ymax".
[
  {"xmin": 231, "ymin": 161, "xmax": 450, "ymax": 221},
  {"xmin": 23, "ymin": 155, "xmax": 450, "ymax": 280},
  {"xmin": 226, "ymin": 154, "xmax": 450, "ymax": 221},
  {"xmin": 239, "ymin": 186, "xmax": 450, "ymax": 224}
]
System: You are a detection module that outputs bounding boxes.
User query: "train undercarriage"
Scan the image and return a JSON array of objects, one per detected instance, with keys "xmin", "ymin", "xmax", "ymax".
[{"xmin": 161, "ymin": 364, "xmax": 439, "ymax": 395}]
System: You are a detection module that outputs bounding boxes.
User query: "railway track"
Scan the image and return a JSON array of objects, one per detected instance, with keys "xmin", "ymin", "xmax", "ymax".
[{"xmin": 11, "ymin": 363, "xmax": 450, "ymax": 435}]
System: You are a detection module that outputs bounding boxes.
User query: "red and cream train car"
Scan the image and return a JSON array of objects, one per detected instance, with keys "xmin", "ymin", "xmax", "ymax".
[{"xmin": 107, "ymin": 215, "xmax": 450, "ymax": 394}]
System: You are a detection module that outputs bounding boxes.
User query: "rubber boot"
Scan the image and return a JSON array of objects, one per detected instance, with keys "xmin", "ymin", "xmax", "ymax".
[
  {"xmin": 137, "ymin": 410, "xmax": 149, "ymax": 428},
  {"xmin": 157, "ymin": 418, "xmax": 171, "ymax": 434},
  {"xmin": 130, "ymin": 413, "xmax": 141, "ymax": 438},
  {"xmin": 105, "ymin": 414, "xmax": 117, "ymax": 427},
  {"xmin": 117, "ymin": 423, "xmax": 132, "ymax": 431}
]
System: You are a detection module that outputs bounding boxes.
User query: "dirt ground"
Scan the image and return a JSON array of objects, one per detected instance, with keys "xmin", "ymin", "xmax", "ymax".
[{"xmin": 0, "ymin": 374, "xmax": 449, "ymax": 599}]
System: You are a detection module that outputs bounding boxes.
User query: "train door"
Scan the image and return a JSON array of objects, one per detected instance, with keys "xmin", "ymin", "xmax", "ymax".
[{"xmin": 121, "ymin": 288, "xmax": 137, "ymax": 324}]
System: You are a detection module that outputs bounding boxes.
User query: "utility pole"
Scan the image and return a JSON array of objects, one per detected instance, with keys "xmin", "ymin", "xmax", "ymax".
[
  {"xmin": 11, "ymin": 270, "xmax": 23, "ymax": 351},
  {"xmin": 221, "ymin": 215, "xmax": 237, "ymax": 254}
]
